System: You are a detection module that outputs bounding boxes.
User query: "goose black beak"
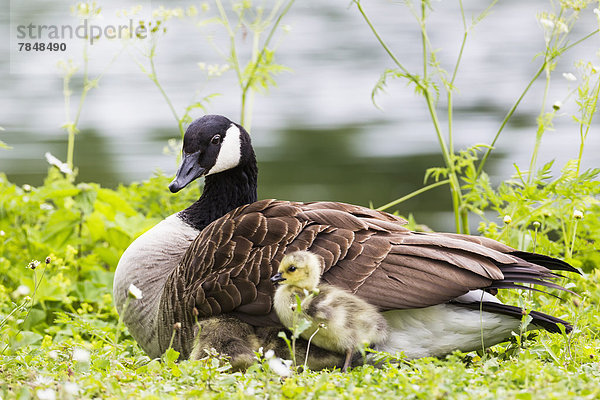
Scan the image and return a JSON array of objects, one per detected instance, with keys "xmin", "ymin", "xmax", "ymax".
[
  {"xmin": 270, "ymin": 272, "xmax": 285, "ymax": 283},
  {"xmin": 169, "ymin": 151, "xmax": 207, "ymax": 193}
]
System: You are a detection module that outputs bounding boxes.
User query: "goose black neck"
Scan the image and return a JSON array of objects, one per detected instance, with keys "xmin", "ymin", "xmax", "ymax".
[{"xmin": 179, "ymin": 161, "xmax": 258, "ymax": 231}]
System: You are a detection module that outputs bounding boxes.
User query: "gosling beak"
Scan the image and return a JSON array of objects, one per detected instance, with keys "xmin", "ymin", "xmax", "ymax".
[
  {"xmin": 169, "ymin": 151, "xmax": 207, "ymax": 193},
  {"xmin": 270, "ymin": 272, "xmax": 285, "ymax": 283}
]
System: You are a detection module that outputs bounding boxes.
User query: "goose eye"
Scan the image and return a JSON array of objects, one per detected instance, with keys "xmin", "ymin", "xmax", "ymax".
[
  {"xmin": 211, "ymin": 134, "xmax": 221, "ymax": 145},
  {"xmin": 288, "ymin": 265, "xmax": 296, "ymax": 272}
]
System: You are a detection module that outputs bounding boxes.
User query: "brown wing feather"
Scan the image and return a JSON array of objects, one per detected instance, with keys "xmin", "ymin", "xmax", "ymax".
[{"xmin": 158, "ymin": 199, "xmax": 574, "ymax": 358}]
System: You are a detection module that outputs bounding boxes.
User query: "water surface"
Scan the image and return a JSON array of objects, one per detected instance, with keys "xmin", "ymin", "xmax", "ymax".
[{"xmin": 1, "ymin": 1, "xmax": 598, "ymax": 231}]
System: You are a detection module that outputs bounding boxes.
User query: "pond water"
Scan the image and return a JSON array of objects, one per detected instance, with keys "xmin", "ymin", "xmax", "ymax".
[{"xmin": 1, "ymin": 0, "xmax": 599, "ymax": 231}]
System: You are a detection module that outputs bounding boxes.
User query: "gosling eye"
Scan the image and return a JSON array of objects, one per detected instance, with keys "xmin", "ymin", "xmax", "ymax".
[
  {"xmin": 211, "ymin": 134, "xmax": 221, "ymax": 145},
  {"xmin": 288, "ymin": 265, "xmax": 297, "ymax": 272}
]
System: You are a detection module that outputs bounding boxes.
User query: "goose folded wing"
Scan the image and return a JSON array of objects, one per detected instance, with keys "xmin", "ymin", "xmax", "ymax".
[
  {"xmin": 178, "ymin": 203, "xmax": 300, "ymax": 317},
  {"xmin": 347, "ymin": 231, "xmax": 571, "ymax": 310},
  {"xmin": 164, "ymin": 200, "xmax": 572, "ymax": 328}
]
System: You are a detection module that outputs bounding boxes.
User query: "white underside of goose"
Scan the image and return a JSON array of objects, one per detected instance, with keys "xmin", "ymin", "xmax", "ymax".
[
  {"xmin": 376, "ymin": 301, "xmax": 521, "ymax": 359},
  {"xmin": 113, "ymin": 214, "xmax": 200, "ymax": 357}
]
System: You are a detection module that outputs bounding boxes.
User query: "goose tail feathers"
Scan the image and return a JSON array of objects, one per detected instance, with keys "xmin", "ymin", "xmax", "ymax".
[
  {"xmin": 509, "ymin": 251, "xmax": 581, "ymax": 275},
  {"xmin": 454, "ymin": 301, "xmax": 572, "ymax": 334}
]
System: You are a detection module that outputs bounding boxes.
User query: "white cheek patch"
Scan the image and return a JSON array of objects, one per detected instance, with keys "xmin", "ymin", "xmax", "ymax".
[{"xmin": 206, "ymin": 124, "xmax": 242, "ymax": 175}]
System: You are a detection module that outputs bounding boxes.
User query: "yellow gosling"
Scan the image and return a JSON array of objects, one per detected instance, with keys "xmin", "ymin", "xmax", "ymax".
[{"xmin": 271, "ymin": 251, "xmax": 389, "ymax": 371}]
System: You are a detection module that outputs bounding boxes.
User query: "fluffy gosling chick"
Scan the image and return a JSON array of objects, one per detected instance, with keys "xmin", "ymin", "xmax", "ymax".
[{"xmin": 271, "ymin": 251, "xmax": 389, "ymax": 371}]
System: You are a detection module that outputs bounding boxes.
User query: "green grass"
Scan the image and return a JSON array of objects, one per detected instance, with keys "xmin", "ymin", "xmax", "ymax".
[
  {"xmin": 2, "ymin": 329, "xmax": 600, "ymax": 399},
  {"xmin": 0, "ymin": 171, "xmax": 599, "ymax": 399}
]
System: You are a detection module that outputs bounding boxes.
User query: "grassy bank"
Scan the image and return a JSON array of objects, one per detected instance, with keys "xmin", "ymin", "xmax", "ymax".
[{"xmin": 0, "ymin": 171, "xmax": 599, "ymax": 399}]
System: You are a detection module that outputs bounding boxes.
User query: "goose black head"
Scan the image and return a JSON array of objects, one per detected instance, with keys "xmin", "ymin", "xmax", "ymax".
[{"xmin": 169, "ymin": 115, "xmax": 253, "ymax": 193}]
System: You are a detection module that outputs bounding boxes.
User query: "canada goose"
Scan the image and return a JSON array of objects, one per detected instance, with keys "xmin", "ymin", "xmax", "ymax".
[
  {"xmin": 272, "ymin": 251, "xmax": 389, "ymax": 371},
  {"xmin": 113, "ymin": 114, "xmax": 578, "ymax": 364}
]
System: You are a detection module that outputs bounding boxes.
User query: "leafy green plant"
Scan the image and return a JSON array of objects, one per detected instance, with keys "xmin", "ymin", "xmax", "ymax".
[
  {"xmin": 124, "ymin": 0, "xmax": 294, "ymax": 137},
  {"xmin": 0, "ymin": 168, "xmax": 198, "ymax": 353},
  {"xmin": 277, "ymin": 292, "xmax": 314, "ymax": 370},
  {"xmin": 123, "ymin": 5, "xmax": 208, "ymax": 138},
  {"xmin": 59, "ymin": 2, "xmax": 123, "ymax": 174},
  {"xmin": 462, "ymin": 57, "xmax": 600, "ymax": 268},
  {"xmin": 356, "ymin": 0, "xmax": 600, "ymax": 234},
  {"xmin": 211, "ymin": 0, "xmax": 294, "ymax": 128}
]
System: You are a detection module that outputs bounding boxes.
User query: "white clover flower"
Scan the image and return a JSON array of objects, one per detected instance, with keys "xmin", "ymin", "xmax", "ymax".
[
  {"xmin": 562, "ymin": 72, "xmax": 577, "ymax": 81},
  {"xmin": 45, "ymin": 152, "xmax": 73, "ymax": 175},
  {"xmin": 64, "ymin": 381, "xmax": 79, "ymax": 395},
  {"xmin": 0, "ymin": 230, "xmax": 5, "ymax": 236},
  {"xmin": 573, "ymin": 209, "xmax": 584, "ymax": 220},
  {"xmin": 34, "ymin": 375, "xmax": 54, "ymax": 386},
  {"xmin": 48, "ymin": 350, "xmax": 59, "ymax": 360},
  {"xmin": 553, "ymin": 101, "xmax": 562, "ymax": 111},
  {"xmin": 128, "ymin": 283, "xmax": 143, "ymax": 300},
  {"xmin": 503, "ymin": 215, "xmax": 512, "ymax": 225},
  {"xmin": 162, "ymin": 384, "xmax": 176, "ymax": 393},
  {"xmin": 72, "ymin": 348, "xmax": 90, "ymax": 363},
  {"xmin": 265, "ymin": 350, "xmax": 292, "ymax": 377},
  {"xmin": 22, "ymin": 184, "xmax": 32, "ymax": 192},
  {"xmin": 36, "ymin": 388, "xmax": 56, "ymax": 400},
  {"xmin": 40, "ymin": 203, "xmax": 54, "ymax": 211},
  {"xmin": 15, "ymin": 285, "xmax": 30, "ymax": 296}
]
